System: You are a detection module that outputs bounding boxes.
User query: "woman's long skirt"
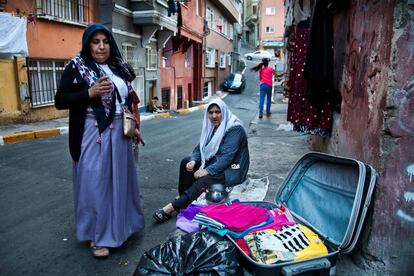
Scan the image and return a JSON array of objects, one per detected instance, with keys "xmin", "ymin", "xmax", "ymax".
[{"xmin": 73, "ymin": 114, "xmax": 145, "ymax": 248}]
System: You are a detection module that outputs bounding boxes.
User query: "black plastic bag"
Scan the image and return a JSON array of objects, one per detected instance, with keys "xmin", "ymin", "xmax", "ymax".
[{"xmin": 134, "ymin": 230, "xmax": 242, "ymax": 275}]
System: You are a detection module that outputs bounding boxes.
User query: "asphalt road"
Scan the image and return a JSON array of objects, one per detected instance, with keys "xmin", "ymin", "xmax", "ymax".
[{"xmin": 0, "ymin": 55, "xmax": 269, "ymax": 275}]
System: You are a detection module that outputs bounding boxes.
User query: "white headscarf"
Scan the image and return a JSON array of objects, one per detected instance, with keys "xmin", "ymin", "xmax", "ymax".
[{"xmin": 199, "ymin": 98, "xmax": 243, "ymax": 169}]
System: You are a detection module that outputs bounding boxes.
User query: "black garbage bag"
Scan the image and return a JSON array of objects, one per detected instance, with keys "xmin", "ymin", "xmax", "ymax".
[{"xmin": 134, "ymin": 230, "xmax": 242, "ymax": 275}]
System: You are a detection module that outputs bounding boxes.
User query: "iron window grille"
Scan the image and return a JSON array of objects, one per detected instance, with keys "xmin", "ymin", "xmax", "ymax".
[
  {"xmin": 27, "ymin": 59, "xmax": 67, "ymax": 107},
  {"xmin": 122, "ymin": 43, "xmax": 145, "ymax": 107},
  {"xmin": 146, "ymin": 47, "xmax": 158, "ymax": 70},
  {"xmin": 35, "ymin": 0, "xmax": 89, "ymax": 24}
]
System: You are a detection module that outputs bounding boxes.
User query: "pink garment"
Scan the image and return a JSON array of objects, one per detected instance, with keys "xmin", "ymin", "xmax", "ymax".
[
  {"xmin": 200, "ymin": 202, "xmax": 269, "ymax": 232},
  {"xmin": 259, "ymin": 66, "xmax": 274, "ymax": 86},
  {"xmin": 250, "ymin": 208, "xmax": 296, "ymax": 233}
]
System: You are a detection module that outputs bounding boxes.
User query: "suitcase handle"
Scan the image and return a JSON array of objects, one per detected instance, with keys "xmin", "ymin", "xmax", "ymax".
[{"xmin": 281, "ymin": 258, "xmax": 331, "ymax": 276}]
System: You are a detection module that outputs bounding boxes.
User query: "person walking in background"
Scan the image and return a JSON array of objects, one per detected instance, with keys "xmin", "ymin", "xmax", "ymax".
[
  {"xmin": 55, "ymin": 23, "xmax": 145, "ymax": 258},
  {"xmin": 251, "ymin": 58, "xmax": 275, "ymax": 119},
  {"xmin": 153, "ymin": 98, "xmax": 250, "ymax": 223}
]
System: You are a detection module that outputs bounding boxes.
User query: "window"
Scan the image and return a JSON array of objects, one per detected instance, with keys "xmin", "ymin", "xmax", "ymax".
[
  {"xmin": 146, "ymin": 47, "xmax": 158, "ymax": 69},
  {"xmin": 266, "ymin": 7, "xmax": 276, "ymax": 15},
  {"xmin": 223, "ymin": 20, "xmax": 228, "ymax": 36},
  {"xmin": 163, "ymin": 38, "xmax": 173, "ymax": 68},
  {"xmin": 219, "ymin": 53, "xmax": 226, "ymax": 68},
  {"xmin": 122, "ymin": 43, "xmax": 138, "ymax": 69},
  {"xmin": 265, "ymin": 26, "xmax": 275, "ymax": 33},
  {"xmin": 206, "ymin": 48, "xmax": 215, "ymax": 67},
  {"xmin": 218, "ymin": 16, "xmax": 224, "ymax": 33},
  {"xmin": 206, "ymin": 7, "xmax": 215, "ymax": 30},
  {"xmin": 227, "ymin": 54, "xmax": 231, "ymax": 66},
  {"xmin": 229, "ymin": 24, "xmax": 233, "ymax": 39},
  {"xmin": 27, "ymin": 59, "xmax": 66, "ymax": 107},
  {"xmin": 203, "ymin": 81, "xmax": 212, "ymax": 98},
  {"xmin": 185, "ymin": 45, "xmax": 193, "ymax": 68},
  {"xmin": 121, "ymin": 43, "xmax": 144, "ymax": 105},
  {"xmin": 252, "ymin": 5, "xmax": 257, "ymax": 15},
  {"xmin": 36, "ymin": 0, "xmax": 89, "ymax": 23}
]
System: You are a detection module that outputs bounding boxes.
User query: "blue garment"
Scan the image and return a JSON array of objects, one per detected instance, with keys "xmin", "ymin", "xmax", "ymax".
[
  {"xmin": 259, "ymin": 83, "xmax": 272, "ymax": 115},
  {"xmin": 211, "ymin": 216, "xmax": 273, "ymax": 239},
  {"xmin": 167, "ymin": 0, "xmax": 177, "ymax": 16}
]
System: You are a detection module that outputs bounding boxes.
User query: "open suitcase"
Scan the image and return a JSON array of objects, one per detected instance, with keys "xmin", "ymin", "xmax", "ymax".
[{"xmin": 228, "ymin": 152, "xmax": 377, "ymax": 275}]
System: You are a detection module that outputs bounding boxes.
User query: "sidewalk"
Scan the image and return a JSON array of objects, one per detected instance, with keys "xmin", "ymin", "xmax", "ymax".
[{"xmin": 0, "ymin": 92, "xmax": 228, "ymax": 146}]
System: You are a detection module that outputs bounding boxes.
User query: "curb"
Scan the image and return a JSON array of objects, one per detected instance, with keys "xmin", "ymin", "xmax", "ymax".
[{"xmin": 0, "ymin": 93, "xmax": 228, "ymax": 146}]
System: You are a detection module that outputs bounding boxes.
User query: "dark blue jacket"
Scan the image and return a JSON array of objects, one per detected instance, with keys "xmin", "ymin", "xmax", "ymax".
[{"xmin": 191, "ymin": 125, "xmax": 250, "ymax": 186}]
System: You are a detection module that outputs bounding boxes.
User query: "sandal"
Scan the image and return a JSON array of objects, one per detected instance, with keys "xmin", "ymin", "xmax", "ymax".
[
  {"xmin": 153, "ymin": 209, "xmax": 172, "ymax": 223},
  {"xmin": 90, "ymin": 243, "xmax": 110, "ymax": 258}
]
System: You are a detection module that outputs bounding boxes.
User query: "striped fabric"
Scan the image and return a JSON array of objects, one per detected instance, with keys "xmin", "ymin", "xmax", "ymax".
[{"xmin": 273, "ymin": 225, "xmax": 310, "ymax": 252}]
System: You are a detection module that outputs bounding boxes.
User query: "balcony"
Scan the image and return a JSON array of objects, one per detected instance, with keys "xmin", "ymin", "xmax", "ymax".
[
  {"xmin": 209, "ymin": 0, "xmax": 239, "ymax": 22},
  {"xmin": 119, "ymin": 0, "xmax": 177, "ymax": 48}
]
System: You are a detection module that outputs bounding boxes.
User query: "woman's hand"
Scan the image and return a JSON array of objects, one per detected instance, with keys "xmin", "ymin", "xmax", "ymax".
[
  {"xmin": 194, "ymin": 169, "xmax": 208, "ymax": 179},
  {"xmin": 88, "ymin": 76, "xmax": 113, "ymax": 98},
  {"xmin": 133, "ymin": 128, "xmax": 145, "ymax": 145},
  {"xmin": 186, "ymin": 160, "xmax": 196, "ymax": 172}
]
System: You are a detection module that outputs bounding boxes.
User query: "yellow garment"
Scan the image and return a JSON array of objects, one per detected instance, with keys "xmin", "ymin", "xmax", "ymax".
[
  {"xmin": 244, "ymin": 224, "xmax": 328, "ymax": 264},
  {"xmin": 294, "ymin": 224, "xmax": 328, "ymax": 261}
]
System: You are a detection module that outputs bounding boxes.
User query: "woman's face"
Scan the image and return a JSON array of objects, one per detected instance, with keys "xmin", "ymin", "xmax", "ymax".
[
  {"xmin": 208, "ymin": 105, "xmax": 222, "ymax": 128},
  {"xmin": 89, "ymin": 31, "xmax": 110, "ymax": 64}
]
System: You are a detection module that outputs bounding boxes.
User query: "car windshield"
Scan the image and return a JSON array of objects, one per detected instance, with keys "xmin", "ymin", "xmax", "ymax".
[
  {"xmin": 226, "ymin": 74, "xmax": 235, "ymax": 80},
  {"xmin": 233, "ymin": 74, "xmax": 242, "ymax": 82}
]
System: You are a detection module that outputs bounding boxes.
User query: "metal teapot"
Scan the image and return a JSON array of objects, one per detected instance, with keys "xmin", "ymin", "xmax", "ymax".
[{"xmin": 205, "ymin": 184, "xmax": 231, "ymax": 204}]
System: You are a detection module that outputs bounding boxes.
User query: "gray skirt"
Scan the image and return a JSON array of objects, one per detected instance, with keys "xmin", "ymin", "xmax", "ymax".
[{"xmin": 72, "ymin": 113, "xmax": 145, "ymax": 247}]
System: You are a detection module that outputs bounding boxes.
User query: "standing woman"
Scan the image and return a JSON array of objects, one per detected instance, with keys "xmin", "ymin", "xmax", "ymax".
[
  {"xmin": 55, "ymin": 24, "xmax": 145, "ymax": 258},
  {"xmin": 251, "ymin": 58, "xmax": 275, "ymax": 118}
]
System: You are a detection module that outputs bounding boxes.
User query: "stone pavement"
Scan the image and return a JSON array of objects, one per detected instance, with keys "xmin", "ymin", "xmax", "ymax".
[{"xmin": 0, "ymin": 89, "xmax": 368, "ymax": 274}]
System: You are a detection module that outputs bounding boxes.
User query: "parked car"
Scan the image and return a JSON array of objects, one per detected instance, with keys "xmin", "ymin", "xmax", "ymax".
[
  {"xmin": 222, "ymin": 73, "xmax": 246, "ymax": 93},
  {"xmin": 244, "ymin": 50, "xmax": 274, "ymax": 61}
]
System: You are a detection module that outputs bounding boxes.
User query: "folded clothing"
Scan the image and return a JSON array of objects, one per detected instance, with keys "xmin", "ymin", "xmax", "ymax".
[{"xmin": 199, "ymin": 202, "xmax": 269, "ymax": 232}]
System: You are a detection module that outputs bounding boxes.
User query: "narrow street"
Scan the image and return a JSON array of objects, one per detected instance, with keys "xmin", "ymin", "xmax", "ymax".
[{"xmin": 0, "ymin": 50, "xmax": 313, "ymax": 275}]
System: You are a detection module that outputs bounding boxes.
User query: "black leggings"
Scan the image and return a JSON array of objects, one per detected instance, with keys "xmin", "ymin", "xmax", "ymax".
[{"xmin": 172, "ymin": 156, "xmax": 225, "ymax": 211}]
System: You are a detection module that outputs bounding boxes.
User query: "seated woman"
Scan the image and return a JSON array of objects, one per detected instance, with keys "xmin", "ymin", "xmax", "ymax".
[
  {"xmin": 153, "ymin": 98, "xmax": 250, "ymax": 222},
  {"xmin": 148, "ymin": 96, "xmax": 166, "ymax": 113}
]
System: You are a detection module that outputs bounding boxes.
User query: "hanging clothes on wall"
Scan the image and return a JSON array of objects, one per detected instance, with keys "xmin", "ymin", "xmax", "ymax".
[
  {"xmin": 177, "ymin": 1, "xmax": 183, "ymax": 37},
  {"xmin": 286, "ymin": 0, "xmax": 333, "ymax": 136},
  {"xmin": 304, "ymin": 0, "xmax": 341, "ymax": 108},
  {"xmin": 167, "ymin": 0, "xmax": 177, "ymax": 16}
]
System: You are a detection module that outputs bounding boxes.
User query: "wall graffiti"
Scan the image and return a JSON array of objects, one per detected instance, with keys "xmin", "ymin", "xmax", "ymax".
[
  {"xmin": 396, "ymin": 166, "xmax": 414, "ymax": 224},
  {"xmin": 408, "ymin": 164, "xmax": 414, "ymax": 182}
]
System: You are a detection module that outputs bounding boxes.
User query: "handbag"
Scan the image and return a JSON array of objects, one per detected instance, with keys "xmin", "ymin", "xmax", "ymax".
[
  {"xmin": 122, "ymin": 105, "xmax": 136, "ymax": 138},
  {"xmin": 115, "ymin": 88, "xmax": 136, "ymax": 138}
]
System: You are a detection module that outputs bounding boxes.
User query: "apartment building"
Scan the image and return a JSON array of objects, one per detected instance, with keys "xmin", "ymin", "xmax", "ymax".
[
  {"xmin": 1, "ymin": 0, "xmax": 98, "ymax": 123},
  {"xmin": 159, "ymin": 0, "xmax": 204, "ymax": 110},
  {"xmin": 259, "ymin": 0, "xmax": 284, "ymax": 59},
  {"xmin": 203, "ymin": 0, "xmax": 243, "ymax": 97}
]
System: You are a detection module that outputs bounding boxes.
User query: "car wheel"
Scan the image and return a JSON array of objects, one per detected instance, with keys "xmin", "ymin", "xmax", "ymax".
[{"xmin": 246, "ymin": 56, "xmax": 252, "ymax": 61}]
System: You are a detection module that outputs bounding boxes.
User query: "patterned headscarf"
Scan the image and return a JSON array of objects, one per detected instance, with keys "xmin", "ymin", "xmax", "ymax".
[
  {"xmin": 72, "ymin": 23, "xmax": 139, "ymax": 133},
  {"xmin": 199, "ymin": 98, "xmax": 243, "ymax": 168}
]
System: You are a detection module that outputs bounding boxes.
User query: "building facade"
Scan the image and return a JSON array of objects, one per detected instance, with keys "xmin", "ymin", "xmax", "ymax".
[
  {"xmin": 243, "ymin": 0, "xmax": 260, "ymax": 48},
  {"xmin": 160, "ymin": 0, "xmax": 204, "ymax": 110},
  {"xmin": 1, "ymin": 0, "xmax": 99, "ymax": 123},
  {"xmin": 258, "ymin": 0, "xmax": 284, "ymax": 60},
  {"xmin": 203, "ymin": 0, "xmax": 242, "ymax": 97},
  {"xmin": 100, "ymin": 0, "xmax": 177, "ymax": 111}
]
